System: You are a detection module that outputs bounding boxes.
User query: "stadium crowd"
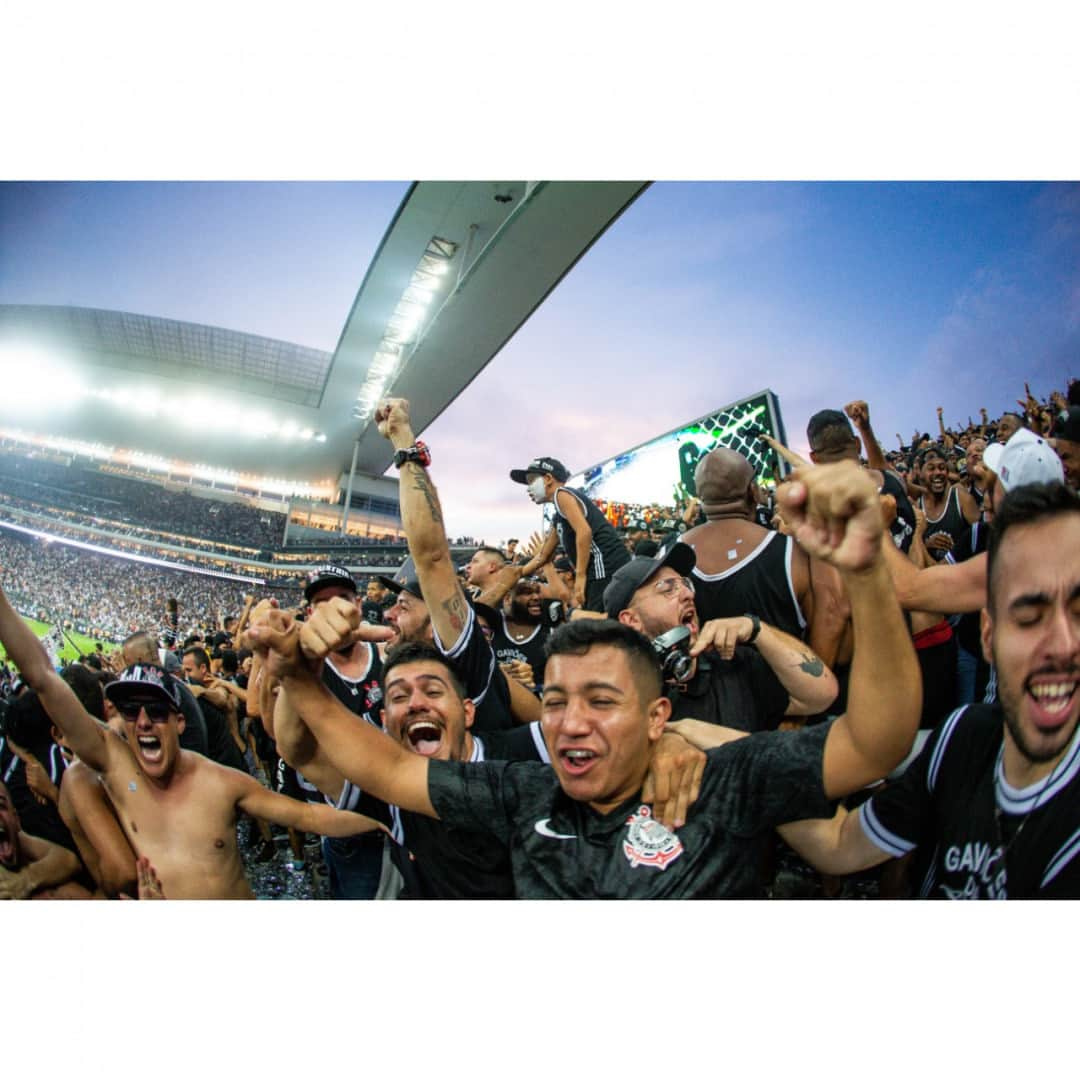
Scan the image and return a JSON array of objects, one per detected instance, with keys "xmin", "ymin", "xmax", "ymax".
[{"xmin": 1, "ymin": 379, "xmax": 1078, "ymax": 901}]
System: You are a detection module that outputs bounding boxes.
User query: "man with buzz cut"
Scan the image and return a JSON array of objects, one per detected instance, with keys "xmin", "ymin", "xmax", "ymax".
[
  {"xmin": 510, "ymin": 455, "xmax": 630, "ymax": 612},
  {"xmin": 249, "ymin": 450, "xmax": 922, "ymax": 899}
]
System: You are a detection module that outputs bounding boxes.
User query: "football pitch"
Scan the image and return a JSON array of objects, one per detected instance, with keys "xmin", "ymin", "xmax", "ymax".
[{"xmin": 0, "ymin": 615, "xmax": 119, "ymax": 665}]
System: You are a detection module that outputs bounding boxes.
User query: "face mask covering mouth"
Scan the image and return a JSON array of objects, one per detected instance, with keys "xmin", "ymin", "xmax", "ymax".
[{"xmin": 528, "ymin": 477, "xmax": 547, "ymax": 500}]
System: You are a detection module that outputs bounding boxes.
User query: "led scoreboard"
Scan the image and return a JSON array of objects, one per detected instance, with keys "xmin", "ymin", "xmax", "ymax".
[{"xmin": 568, "ymin": 389, "xmax": 788, "ymax": 506}]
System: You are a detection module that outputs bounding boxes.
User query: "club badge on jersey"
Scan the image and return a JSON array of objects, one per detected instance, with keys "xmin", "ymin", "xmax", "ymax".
[{"xmin": 623, "ymin": 805, "xmax": 684, "ymax": 871}]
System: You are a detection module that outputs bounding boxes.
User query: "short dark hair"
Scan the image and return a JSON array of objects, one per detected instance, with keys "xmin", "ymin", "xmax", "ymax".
[
  {"xmin": 475, "ymin": 546, "xmax": 506, "ymax": 564},
  {"xmin": 381, "ymin": 641, "xmax": 467, "ymax": 701},
  {"xmin": 61, "ymin": 663, "xmax": 106, "ymax": 722},
  {"xmin": 544, "ymin": 619, "xmax": 662, "ymax": 703},
  {"xmin": 182, "ymin": 646, "xmax": 211, "ymax": 670},
  {"xmin": 806, "ymin": 409, "xmax": 856, "ymax": 452},
  {"xmin": 219, "ymin": 649, "xmax": 239, "ymax": 675},
  {"xmin": 987, "ymin": 482, "xmax": 1080, "ymax": 613},
  {"xmin": 918, "ymin": 446, "xmax": 947, "ymax": 467}
]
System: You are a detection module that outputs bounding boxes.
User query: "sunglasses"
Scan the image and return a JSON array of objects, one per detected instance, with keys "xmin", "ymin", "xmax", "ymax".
[{"xmin": 116, "ymin": 700, "xmax": 173, "ymax": 722}]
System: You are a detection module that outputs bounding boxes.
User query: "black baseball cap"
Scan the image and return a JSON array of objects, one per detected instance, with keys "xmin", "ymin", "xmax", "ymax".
[
  {"xmin": 303, "ymin": 564, "xmax": 357, "ymax": 603},
  {"xmin": 510, "ymin": 457, "xmax": 570, "ymax": 484},
  {"xmin": 105, "ymin": 663, "xmax": 182, "ymax": 712},
  {"xmin": 377, "ymin": 556, "xmax": 424, "ymax": 602},
  {"xmin": 602, "ymin": 543, "xmax": 697, "ymax": 618}
]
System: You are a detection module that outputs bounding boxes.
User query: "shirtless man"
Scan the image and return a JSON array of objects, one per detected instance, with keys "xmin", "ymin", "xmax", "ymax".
[{"xmin": 0, "ymin": 584, "xmax": 384, "ymax": 899}]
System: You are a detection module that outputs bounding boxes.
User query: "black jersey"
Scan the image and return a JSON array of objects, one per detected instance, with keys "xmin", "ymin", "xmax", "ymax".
[
  {"xmin": 552, "ymin": 486, "xmax": 631, "ymax": 585},
  {"xmin": 433, "ymin": 602, "xmax": 514, "ymax": 732},
  {"xmin": 859, "ymin": 704, "xmax": 1080, "ymax": 898},
  {"xmin": 1, "ymin": 739, "xmax": 75, "ymax": 853},
  {"xmin": 322, "ymin": 647, "xmax": 385, "ymax": 728},
  {"xmin": 685, "ymin": 531, "xmax": 806, "ymax": 641},
  {"xmin": 489, "ymin": 611, "xmax": 557, "ymax": 687},
  {"xmin": 880, "ymin": 469, "xmax": 916, "ymax": 554},
  {"xmin": 666, "ymin": 649, "xmax": 791, "ymax": 733},
  {"xmin": 426, "ymin": 722, "xmax": 833, "ymax": 898},
  {"xmin": 388, "ymin": 722, "xmax": 549, "ymax": 899},
  {"xmin": 920, "ymin": 486, "xmax": 969, "ymax": 562}
]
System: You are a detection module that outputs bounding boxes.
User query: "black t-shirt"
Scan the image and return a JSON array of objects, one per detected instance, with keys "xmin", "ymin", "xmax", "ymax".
[
  {"xmin": 860, "ymin": 704, "xmax": 1080, "ymax": 898},
  {"xmin": 390, "ymin": 722, "xmax": 549, "ymax": 899},
  {"xmin": 172, "ymin": 678, "xmax": 209, "ymax": 757},
  {"xmin": 666, "ymin": 650, "xmax": 790, "ymax": 733},
  {"xmin": 361, "ymin": 598, "xmax": 388, "ymax": 625},
  {"xmin": 426, "ymin": 722, "xmax": 833, "ymax": 898},
  {"xmin": 433, "ymin": 603, "xmax": 514, "ymax": 732},
  {"xmin": 196, "ymin": 695, "xmax": 246, "ymax": 772}
]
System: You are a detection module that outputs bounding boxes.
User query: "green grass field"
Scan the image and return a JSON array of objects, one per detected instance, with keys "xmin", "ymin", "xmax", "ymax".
[{"xmin": 0, "ymin": 615, "xmax": 120, "ymax": 666}]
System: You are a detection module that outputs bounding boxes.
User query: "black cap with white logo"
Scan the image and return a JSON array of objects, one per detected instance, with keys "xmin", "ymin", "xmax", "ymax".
[
  {"xmin": 509, "ymin": 457, "xmax": 571, "ymax": 484},
  {"xmin": 602, "ymin": 543, "xmax": 697, "ymax": 619},
  {"xmin": 303, "ymin": 564, "xmax": 358, "ymax": 603},
  {"xmin": 104, "ymin": 663, "xmax": 182, "ymax": 712}
]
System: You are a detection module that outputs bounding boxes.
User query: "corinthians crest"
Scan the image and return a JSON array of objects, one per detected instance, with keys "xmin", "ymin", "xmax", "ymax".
[{"xmin": 623, "ymin": 805, "xmax": 684, "ymax": 870}]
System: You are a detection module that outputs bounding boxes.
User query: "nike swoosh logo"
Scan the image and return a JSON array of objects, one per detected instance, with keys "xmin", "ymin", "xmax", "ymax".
[{"xmin": 534, "ymin": 818, "xmax": 576, "ymax": 840}]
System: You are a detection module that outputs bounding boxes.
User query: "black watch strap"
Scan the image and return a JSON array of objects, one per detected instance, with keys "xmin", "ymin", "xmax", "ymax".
[
  {"xmin": 744, "ymin": 613, "xmax": 761, "ymax": 644},
  {"xmin": 393, "ymin": 440, "xmax": 431, "ymax": 469}
]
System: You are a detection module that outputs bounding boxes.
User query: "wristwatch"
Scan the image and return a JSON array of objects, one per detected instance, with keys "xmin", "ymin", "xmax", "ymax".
[
  {"xmin": 743, "ymin": 612, "xmax": 761, "ymax": 644},
  {"xmin": 392, "ymin": 441, "xmax": 431, "ymax": 469}
]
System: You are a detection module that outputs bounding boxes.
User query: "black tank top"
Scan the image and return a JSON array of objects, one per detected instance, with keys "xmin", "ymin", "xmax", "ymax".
[
  {"xmin": 920, "ymin": 486, "xmax": 968, "ymax": 562},
  {"xmin": 881, "ymin": 470, "xmax": 916, "ymax": 554},
  {"xmin": 553, "ymin": 486, "xmax": 631, "ymax": 583},
  {"xmin": 685, "ymin": 531, "xmax": 806, "ymax": 640}
]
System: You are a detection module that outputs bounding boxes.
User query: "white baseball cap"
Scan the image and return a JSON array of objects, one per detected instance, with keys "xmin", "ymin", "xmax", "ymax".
[{"xmin": 982, "ymin": 428, "xmax": 1064, "ymax": 492}]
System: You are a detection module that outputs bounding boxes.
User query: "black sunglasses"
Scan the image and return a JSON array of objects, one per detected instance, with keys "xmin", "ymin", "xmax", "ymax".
[{"xmin": 116, "ymin": 700, "xmax": 172, "ymax": 722}]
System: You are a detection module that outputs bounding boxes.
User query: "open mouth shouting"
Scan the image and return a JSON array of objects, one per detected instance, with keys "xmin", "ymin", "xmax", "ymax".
[
  {"xmin": 136, "ymin": 734, "xmax": 165, "ymax": 766},
  {"xmin": 558, "ymin": 747, "xmax": 599, "ymax": 777},
  {"xmin": 404, "ymin": 717, "xmax": 444, "ymax": 758},
  {"xmin": 0, "ymin": 819, "xmax": 15, "ymax": 868},
  {"xmin": 679, "ymin": 603, "xmax": 699, "ymax": 640},
  {"xmin": 1026, "ymin": 673, "xmax": 1079, "ymax": 732}
]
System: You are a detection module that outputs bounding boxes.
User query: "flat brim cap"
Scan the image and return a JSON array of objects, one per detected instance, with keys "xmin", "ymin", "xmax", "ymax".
[
  {"xmin": 602, "ymin": 542, "xmax": 697, "ymax": 618},
  {"xmin": 995, "ymin": 430, "xmax": 1064, "ymax": 492},
  {"xmin": 510, "ymin": 456, "xmax": 570, "ymax": 484},
  {"xmin": 303, "ymin": 564, "xmax": 357, "ymax": 603},
  {"xmin": 377, "ymin": 556, "xmax": 423, "ymax": 602},
  {"xmin": 105, "ymin": 663, "xmax": 181, "ymax": 711}
]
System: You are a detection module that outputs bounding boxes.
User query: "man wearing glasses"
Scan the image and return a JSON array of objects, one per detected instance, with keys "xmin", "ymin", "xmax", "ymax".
[
  {"xmin": 603, "ymin": 544, "xmax": 839, "ymax": 733},
  {"xmin": 0, "ymin": 582, "xmax": 386, "ymax": 899}
]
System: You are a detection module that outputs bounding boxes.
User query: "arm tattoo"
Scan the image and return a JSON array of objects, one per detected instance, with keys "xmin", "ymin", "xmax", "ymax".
[
  {"xmin": 441, "ymin": 592, "xmax": 467, "ymax": 635},
  {"xmin": 798, "ymin": 651, "xmax": 825, "ymax": 677},
  {"xmin": 408, "ymin": 469, "xmax": 443, "ymax": 526}
]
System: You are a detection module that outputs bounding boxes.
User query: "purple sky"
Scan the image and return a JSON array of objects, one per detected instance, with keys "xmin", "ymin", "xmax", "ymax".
[{"xmin": 2, "ymin": 181, "xmax": 1077, "ymax": 543}]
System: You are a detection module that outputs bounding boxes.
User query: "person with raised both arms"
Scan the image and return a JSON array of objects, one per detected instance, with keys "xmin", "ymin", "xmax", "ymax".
[{"xmin": 248, "ymin": 452, "xmax": 921, "ymax": 898}]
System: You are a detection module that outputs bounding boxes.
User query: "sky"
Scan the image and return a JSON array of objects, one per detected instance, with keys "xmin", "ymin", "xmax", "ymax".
[{"xmin": 2, "ymin": 180, "xmax": 1076, "ymax": 543}]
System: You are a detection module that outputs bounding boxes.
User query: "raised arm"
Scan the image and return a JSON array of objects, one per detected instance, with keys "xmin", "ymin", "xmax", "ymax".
[
  {"xmin": 234, "ymin": 770, "xmax": 385, "ymax": 838},
  {"xmin": 0, "ymin": 584, "xmax": 109, "ymax": 771},
  {"xmin": 247, "ymin": 610, "xmax": 437, "ymax": 819},
  {"xmin": 845, "ymin": 400, "xmax": 889, "ymax": 472},
  {"xmin": 882, "ymin": 536, "xmax": 987, "ymax": 614},
  {"xmin": 777, "ymin": 463, "xmax": 920, "ymax": 798},
  {"xmin": 374, "ymin": 397, "xmax": 473, "ymax": 650}
]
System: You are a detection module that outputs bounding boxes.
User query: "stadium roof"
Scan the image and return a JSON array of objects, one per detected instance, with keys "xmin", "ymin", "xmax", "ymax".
[{"xmin": 0, "ymin": 181, "xmax": 647, "ymax": 488}]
